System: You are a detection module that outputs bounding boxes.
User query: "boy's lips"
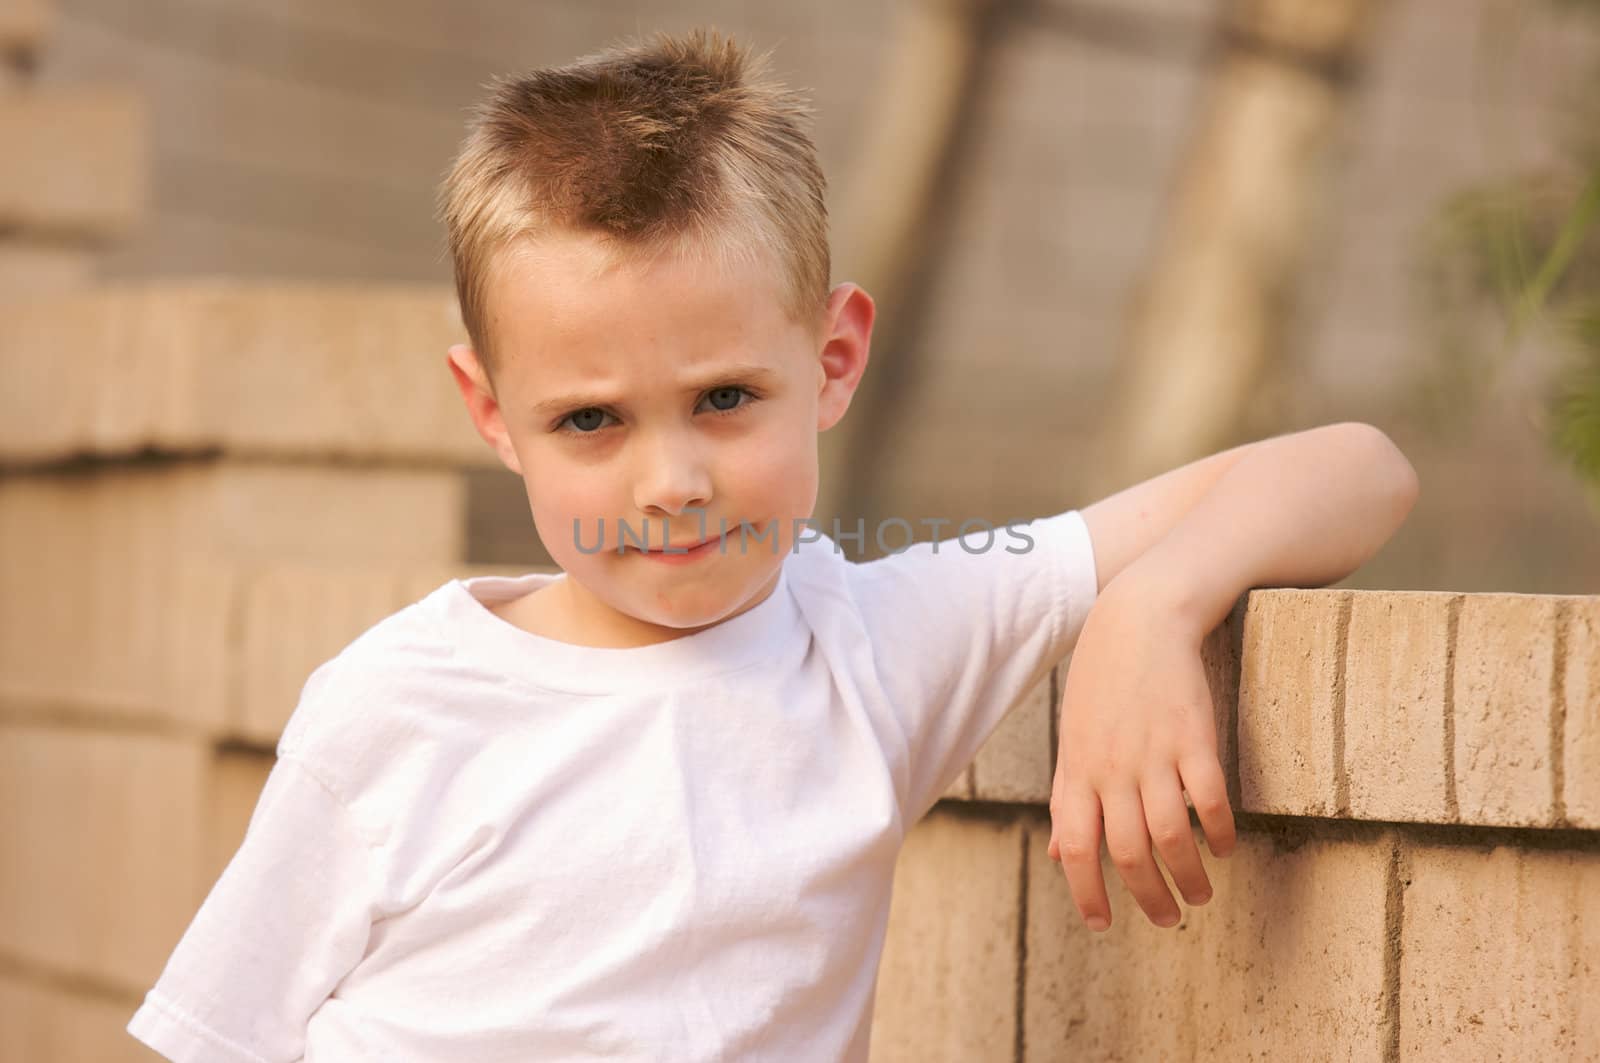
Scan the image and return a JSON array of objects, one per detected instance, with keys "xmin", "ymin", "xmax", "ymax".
[
  {"xmin": 638, "ymin": 535, "xmax": 717, "ymax": 553},
  {"xmin": 627, "ymin": 529, "xmax": 725, "ymax": 553}
]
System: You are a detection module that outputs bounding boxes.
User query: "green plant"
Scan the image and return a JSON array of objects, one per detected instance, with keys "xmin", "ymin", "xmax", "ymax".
[{"xmin": 1408, "ymin": 0, "xmax": 1600, "ymax": 513}]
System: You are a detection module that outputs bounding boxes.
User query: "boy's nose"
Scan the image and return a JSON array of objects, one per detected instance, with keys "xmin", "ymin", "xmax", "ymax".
[{"xmin": 632, "ymin": 434, "xmax": 712, "ymax": 518}]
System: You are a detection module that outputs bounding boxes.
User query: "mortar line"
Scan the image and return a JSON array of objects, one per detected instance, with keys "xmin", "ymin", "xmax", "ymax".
[
  {"xmin": 1551, "ymin": 598, "xmax": 1570, "ymax": 825},
  {"xmin": 1215, "ymin": 808, "xmax": 1600, "ymax": 852},
  {"xmin": 1014, "ymin": 825, "xmax": 1029, "ymax": 1063},
  {"xmin": 1332, "ymin": 592, "xmax": 1352, "ymax": 816},
  {"xmin": 1048, "ymin": 663, "xmax": 1059, "ymax": 779},
  {"xmin": 1379, "ymin": 837, "xmax": 1406, "ymax": 1063},
  {"xmin": 1225, "ymin": 596, "xmax": 1245, "ymax": 812},
  {"xmin": 1443, "ymin": 595, "xmax": 1463, "ymax": 821}
]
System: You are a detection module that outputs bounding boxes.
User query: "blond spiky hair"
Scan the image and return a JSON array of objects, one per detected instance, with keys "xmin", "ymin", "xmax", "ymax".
[{"xmin": 437, "ymin": 28, "xmax": 831, "ymax": 384}]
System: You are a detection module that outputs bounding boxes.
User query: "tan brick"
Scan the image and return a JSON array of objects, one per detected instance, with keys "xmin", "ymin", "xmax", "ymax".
[
  {"xmin": 154, "ymin": 556, "xmax": 239, "ymax": 734},
  {"xmin": 0, "ymin": 0, "xmax": 52, "ymax": 58},
  {"xmin": 167, "ymin": 460, "xmax": 465, "ymax": 564},
  {"xmin": 0, "ymin": 970, "xmax": 154, "ymax": 1063},
  {"xmin": 1024, "ymin": 815, "xmax": 1390, "ymax": 1061},
  {"xmin": 0, "ymin": 90, "xmax": 146, "ymax": 239},
  {"xmin": 973, "ymin": 671, "xmax": 1053, "ymax": 804},
  {"xmin": 1400, "ymin": 843, "xmax": 1600, "ymax": 1060},
  {"xmin": 1454, "ymin": 594, "xmax": 1560, "ymax": 827},
  {"xmin": 0, "ymin": 463, "xmax": 462, "ymax": 730},
  {"xmin": 0, "ymin": 288, "xmax": 127, "ymax": 461},
  {"xmin": 0, "ymin": 243, "xmax": 99, "ymax": 295},
  {"xmin": 1344, "ymin": 591, "xmax": 1454, "ymax": 822},
  {"xmin": 0, "ymin": 725, "xmax": 209, "ymax": 990},
  {"xmin": 0, "ymin": 283, "xmax": 492, "ymax": 465},
  {"xmin": 0, "ymin": 465, "xmax": 180, "ymax": 722},
  {"xmin": 1200, "ymin": 593, "xmax": 1248, "ymax": 811},
  {"xmin": 160, "ymin": 285, "xmax": 483, "ymax": 464},
  {"xmin": 1237, "ymin": 589, "xmax": 1346, "ymax": 816},
  {"xmin": 1024, "ymin": 815, "xmax": 1194, "ymax": 1061},
  {"xmin": 1563, "ymin": 597, "xmax": 1600, "ymax": 828},
  {"xmin": 871, "ymin": 807, "xmax": 1022, "ymax": 1061},
  {"xmin": 236, "ymin": 562, "xmax": 419, "ymax": 745},
  {"xmin": 204, "ymin": 748, "xmax": 274, "ymax": 889}
]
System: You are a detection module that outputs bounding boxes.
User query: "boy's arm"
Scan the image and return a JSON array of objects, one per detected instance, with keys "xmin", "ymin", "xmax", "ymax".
[
  {"xmin": 1079, "ymin": 422, "xmax": 1414, "ymax": 600},
  {"xmin": 1049, "ymin": 421, "xmax": 1419, "ymax": 931}
]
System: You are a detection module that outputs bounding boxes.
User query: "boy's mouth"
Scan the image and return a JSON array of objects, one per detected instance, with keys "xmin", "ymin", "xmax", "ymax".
[
  {"xmin": 640, "ymin": 536, "xmax": 715, "ymax": 553},
  {"xmin": 631, "ymin": 533, "xmax": 721, "ymax": 563},
  {"xmin": 628, "ymin": 530, "xmax": 723, "ymax": 555}
]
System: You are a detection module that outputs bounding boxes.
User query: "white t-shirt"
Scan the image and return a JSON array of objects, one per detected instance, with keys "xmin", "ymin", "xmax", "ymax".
[{"xmin": 126, "ymin": 510, "xmax": 1099, "ymax": 1062}]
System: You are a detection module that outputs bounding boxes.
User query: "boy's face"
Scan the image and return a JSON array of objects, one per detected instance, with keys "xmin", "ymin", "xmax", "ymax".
[{"xmin": 448, "ymin": 230, "xmax": 873, "ymax": 647}]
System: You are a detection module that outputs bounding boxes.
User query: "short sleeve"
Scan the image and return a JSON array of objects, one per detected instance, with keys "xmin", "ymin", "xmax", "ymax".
[
  {"xmin": 126, "ymin": 752, "xmax": 382, "ymax": 1063},
  {"xmin": 848, "ymin": 510, "xmax": 1099, "ymax": 823}
]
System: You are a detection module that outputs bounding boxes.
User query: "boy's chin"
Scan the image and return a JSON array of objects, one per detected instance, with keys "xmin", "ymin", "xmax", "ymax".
[{"xmin": 621, "ymin": 571, "xmax": 777, "ymax": 630}]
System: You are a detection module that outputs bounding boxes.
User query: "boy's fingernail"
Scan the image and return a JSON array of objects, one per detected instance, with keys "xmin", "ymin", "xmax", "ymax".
[{"xmin": 1085, "ymin": 915, "xmax": 1108, "ymax": 932}]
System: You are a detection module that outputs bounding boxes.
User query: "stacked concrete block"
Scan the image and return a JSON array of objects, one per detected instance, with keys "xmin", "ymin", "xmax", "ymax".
[
  {"xmin": 870, "ymin": 808, "xmax": 1025, "ymax": 1062},
  {"xmin": 0, "ymin": 460, "xmax": 469, "ymax": 735},
  {"xmin": 0, "ymin": 969, "xmax": 155, "ymax": 1063},
  {"xmin": 0, "ymin": 0, "xmax": 52, "ymax": 58},
  {"xmin": 1566, "ymin": 598, "xmax": 1600, "ymax": 828},
  {"xmin": 0, "ymin": 269, "xmax": 529, "ymax": 1055},
  {"xmin": 0, "ymin": 0, "xmax": 144, "ymax": 300},
  {"xmin": 0, "ymin": 284, "xmax": 490, "ymax": 467},
  {"xmin": 1024, "ymin": 816, "xmax": 1392, "ymax": 1061},
  {"xmin": 972, "ymin": 670, "xmax": 1055, "ymax": 804},
  {"xmin": 1230, "ymin": 588, "xmax": 1597, "ymax": 830},
  {"xmin": 1237, "ymin": 588, "xmax": 1347, "ymax": 816},
  {"xmin": 0, "ymin": 727, "xmax": 211, "ymax": 990},
  {"xmin": 888, "ymin": 586, "xmax": 1600, "ymax": 1057},
  {"xmin": 0, "ymin": 88, "xmax": 145, "ymax": 240},
  {"xmin": 1400, "ymin": 843, "xmax": 1600, "ymax": 1059}
]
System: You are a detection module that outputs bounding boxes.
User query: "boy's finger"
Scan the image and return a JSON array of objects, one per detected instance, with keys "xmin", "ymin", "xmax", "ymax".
[
  {"xmin": 1140, "ymin": 769, "xmax": 1211, "ymax": 907},
  {"xmin": 1053, "ymin": 787, "xmax": 1110, "ymax": 931},
  {"xmin": 1101, "ymin": 788, "xmax": 1181, "ymax": 928},
  {"xmin": 1178, "ymin": 753, "xmax": 1237, "ymax": 858}
]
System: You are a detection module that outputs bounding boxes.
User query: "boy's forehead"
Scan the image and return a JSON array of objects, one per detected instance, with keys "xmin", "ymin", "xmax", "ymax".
[{"xmin": 484, "ymin": 232, "xmax": 806, "ymax": 382}]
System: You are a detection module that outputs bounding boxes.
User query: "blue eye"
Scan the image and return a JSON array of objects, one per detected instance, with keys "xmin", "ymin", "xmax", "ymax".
[
  {"xmin": 558, "ymin": 408, "xmax": 615, "ymax": 434},
  {"xmin": 702, "ymin": 386, "xmax": 750, "ymax": 413},
  {"xmin": 553, "ymin": 384, "xmax": 761, "ymax": 437}
]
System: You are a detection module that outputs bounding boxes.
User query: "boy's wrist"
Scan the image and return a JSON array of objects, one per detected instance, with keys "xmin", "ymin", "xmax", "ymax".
[{"xmin": 1102, "ymin": 547, "xmax": 1234, "ymax": 643}]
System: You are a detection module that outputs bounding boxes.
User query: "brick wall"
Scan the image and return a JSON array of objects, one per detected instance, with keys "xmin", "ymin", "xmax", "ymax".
[
  {"xmin": 1, "ymin": 288, "xmax": 1594, "ymax": 1055},
  {"xmin": 875, "ymin": 589, "xmax": 1600, "ymax": 1061},
  {"xmin": 4, "ymin": 0, "xmax": 1598, "ymax": 1056},
  {"xmin": 0, "ymin": 282, "xmax": 526, "ymax": 1060},
  {"xmin": 1, "ymin": 295, "xmax": 1596, "ymax": 1063}
]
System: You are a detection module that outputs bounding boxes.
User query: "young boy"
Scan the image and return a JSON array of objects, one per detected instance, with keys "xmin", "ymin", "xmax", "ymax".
[{"xmin": 126, "ymin": 27, "xmax": 1418, "ymax": 1063}]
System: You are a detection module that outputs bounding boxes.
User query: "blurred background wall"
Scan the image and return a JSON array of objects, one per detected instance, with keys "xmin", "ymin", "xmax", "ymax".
[
  {"xmin": 22, "ymin": 0, "xmax": 1600, "ymax": 593},
  {"xmin": 5, "ymin": 1, "xmax": 1600, "ymax": 1058}
]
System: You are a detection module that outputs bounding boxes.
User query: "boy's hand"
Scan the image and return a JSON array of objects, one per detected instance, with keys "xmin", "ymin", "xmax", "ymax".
[{"xmin": 1045, "ymin": 572, "xmax": 1236, "ymax": 931}]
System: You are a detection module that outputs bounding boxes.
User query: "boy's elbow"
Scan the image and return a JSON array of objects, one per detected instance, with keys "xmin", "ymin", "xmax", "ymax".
[{"xmin": 1344, "ymin": 421, "xmax": 1420, "ymax": 515}]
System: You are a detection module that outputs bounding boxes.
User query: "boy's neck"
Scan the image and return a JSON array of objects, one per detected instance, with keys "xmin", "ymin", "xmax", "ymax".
[{"xmin": 489, "ymin": 571, "xmax": 780, "ymax": 650}]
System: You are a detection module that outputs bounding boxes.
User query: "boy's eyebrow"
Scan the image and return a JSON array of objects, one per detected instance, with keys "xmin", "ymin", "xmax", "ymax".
[{"xmin": 529, "ymin": 363, "xmax": 781, "ymax": 416}]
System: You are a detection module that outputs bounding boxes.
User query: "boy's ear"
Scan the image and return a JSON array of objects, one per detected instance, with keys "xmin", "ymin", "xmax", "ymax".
[
  {"xmin": 816, "ymin": 282, "xmax": 875, "ymax": 432},
  {"xmin": 446, "ymin": 344, "xmax": 525, "ymax": 476}
]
